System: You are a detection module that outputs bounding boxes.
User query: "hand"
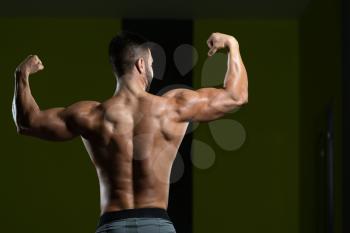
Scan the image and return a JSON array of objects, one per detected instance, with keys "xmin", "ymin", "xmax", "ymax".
[
  {"xmin": 16, "ymin": 55, "xmax": 44, "ymax": 76},
  {"xmin": 207, "ymin": 32, "xmax": 238, "ymax": 56}
]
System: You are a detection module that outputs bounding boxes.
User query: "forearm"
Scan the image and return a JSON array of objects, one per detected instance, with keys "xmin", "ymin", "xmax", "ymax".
[
  {"xmin": 12, "ymin": 70, "xmax": 40, "ymax": 131},
  {"xmin": 223, "ymin": 39, "xmax": 248, "ymax": 103}
]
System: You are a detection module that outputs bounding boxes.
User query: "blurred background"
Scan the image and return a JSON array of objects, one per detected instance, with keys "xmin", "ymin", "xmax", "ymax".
[{"xmin": 0, "ymin": 0, "xmax": 347, "ymax": 232}]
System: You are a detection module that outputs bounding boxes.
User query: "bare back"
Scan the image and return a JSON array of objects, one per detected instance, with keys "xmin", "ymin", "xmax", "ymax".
[
  {"xmin": 13, "ymin": 33, "xmax": 248, "ymax": 217},
  {"xmin": 80, "ymin": 93, "xmax": 189, "ymax": 214}
]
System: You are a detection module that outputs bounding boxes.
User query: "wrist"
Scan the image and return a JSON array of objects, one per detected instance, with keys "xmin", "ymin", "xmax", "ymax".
[
  {"xmin": 225, "ymin": 37, "xmax": 239, "ymax": 50},
  {"xmin": 14, "ymin": 68, "xmax": 29, "ymax": 80}
]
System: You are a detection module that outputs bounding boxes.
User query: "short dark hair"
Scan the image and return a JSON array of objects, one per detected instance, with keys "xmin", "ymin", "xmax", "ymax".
[{"xmin": 109, "ymin": 31, "xmax": 150, "ymax": 77}]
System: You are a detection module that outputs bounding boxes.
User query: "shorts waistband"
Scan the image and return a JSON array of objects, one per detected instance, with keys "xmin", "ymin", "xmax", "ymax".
[{"xmin": 97, "ymin": 208, "xmax": 171, "ymax": 228}]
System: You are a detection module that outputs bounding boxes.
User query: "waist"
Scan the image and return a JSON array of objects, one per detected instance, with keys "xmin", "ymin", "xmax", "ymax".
[{"xmin": 97, "ymin": 207, "xmax": 171, "ymax": 228}]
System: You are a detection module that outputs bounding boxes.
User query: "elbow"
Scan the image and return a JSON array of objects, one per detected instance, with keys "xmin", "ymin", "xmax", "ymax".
[
  {"xmin": 16, "ymin": 126, "xmax": 34, "ymax": 136},
  {"xmin": 15, "ymin": 114, "xmax": 38, "ymax": 135},
  {"xmin": 15, "ymin": 120, "xmax": 32, "ymax": 135},
  {"xmin": 13, "ymin": 119, "xmax": 24, "ymax": 134},
  {"xmin": 236, "ymin": 93, "xmax": 248, "ymax": 105},
  {"xmin": 242, "ymin": 90, "xmax": 249, "ymax": 104},
  {"xmin": 16, "ymin": 126, "xmax": 24, "ymax": 135},
  {"xmin": 16, "ymin": 125, "xmax": 27, "ymax": 135},
  {"xmin": 228, "ymin": 87, "xmax": 248, "ymax": 106},
  {"xmin": 242, "ymin": 95, "xmax": 248, "ymax": 104}
]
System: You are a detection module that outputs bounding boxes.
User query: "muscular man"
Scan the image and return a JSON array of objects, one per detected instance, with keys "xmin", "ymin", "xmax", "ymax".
[{"xmin": 12, "ymin": 32, "xmax": 248, "ymax": 233}]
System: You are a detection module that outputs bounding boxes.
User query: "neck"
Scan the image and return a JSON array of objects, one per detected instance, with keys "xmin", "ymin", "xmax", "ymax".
[{"xmin": 113, "ymin": 73, "xmax": 148, "ymax": 96}]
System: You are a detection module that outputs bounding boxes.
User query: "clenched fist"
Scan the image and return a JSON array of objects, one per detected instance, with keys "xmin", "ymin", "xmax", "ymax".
[
  {"xmin": 15, "ymin": 55, "xmax": 44, "ymax": 76},
  {"xmin": 207, "ymin": 32, "xmax": 239, "ymax": 56}
]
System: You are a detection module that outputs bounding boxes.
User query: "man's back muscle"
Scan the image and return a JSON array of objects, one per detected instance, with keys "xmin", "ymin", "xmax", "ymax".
[{"xmin": 79, "ymin": 93, "xmax": 189, "ymax": 214}]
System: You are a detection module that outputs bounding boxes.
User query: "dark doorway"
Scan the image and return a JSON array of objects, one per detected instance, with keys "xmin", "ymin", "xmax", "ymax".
[{"xmin": 122, "ymin": 19, "xmax": 193, "ymax": 233}]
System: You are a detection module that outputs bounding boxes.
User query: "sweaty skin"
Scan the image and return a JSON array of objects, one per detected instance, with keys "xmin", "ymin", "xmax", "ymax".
[{"xmin": 12, "ymin": 33, "xmax": 248, "ymax": 215}]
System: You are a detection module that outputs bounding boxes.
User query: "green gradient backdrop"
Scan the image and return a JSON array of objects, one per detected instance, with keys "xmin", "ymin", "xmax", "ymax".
[
  {"xmin": 0, "ymin": 19, "xmax": 121, "ymax": 233},
  {"xmin": 299, "ymin": 0, "xmax": 342, "ymax": 232},
  {"xmin": 193, "ymin": 20, "xmax": 300, "ymax": 233},
  {"xmin": 0, "ymin": 6, "xmax": 342, "ymax": 233}
]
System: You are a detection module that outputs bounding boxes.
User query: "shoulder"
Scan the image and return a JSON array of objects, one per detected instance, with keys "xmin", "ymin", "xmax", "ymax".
[
  {"xmin": 162, "ymin": 88, "xmax": 194, "ymax": 97},
  {"xmin": 161, "ymin": 87, "xmax": 219, "ymax": 104},
  {"xmin": 161, "ymin": 88, "xmax": 198, "ymax": 103},
  {"xmin": 67, "ymin": 100, "xmax": 101, "ymax": 109},
  {"xmin": 62, "ymin": 100, "xmax": 101, "ymax": 118},
  {"xmin": 68, "ymin": 100, "xmax": 100, "ymax": 110},
  {"xmin": 62, "ymin": 101, "xmax": 102, "ymax": 137}
]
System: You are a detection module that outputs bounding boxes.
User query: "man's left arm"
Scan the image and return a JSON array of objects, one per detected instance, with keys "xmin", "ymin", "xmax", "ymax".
[{"xmin": 12, "ymin": 55, "xmax": 99, "ymax": 141}]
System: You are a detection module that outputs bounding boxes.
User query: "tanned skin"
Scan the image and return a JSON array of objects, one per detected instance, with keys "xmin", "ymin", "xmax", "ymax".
[{"xmin": 12, "ymin": 33, "xmax": 248, "ymax": 215}]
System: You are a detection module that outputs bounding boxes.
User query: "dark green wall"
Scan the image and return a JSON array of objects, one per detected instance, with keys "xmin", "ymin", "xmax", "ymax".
[
  {"xmin": 193, "ymin": 20, "xmax": 300, "ymax": 233},
  {"xmin": 0, "ymin": 13, "xmax": 342, "ymax": 233},
  {"xmin": 0, "ymin": 18, "xmax": 121, "ymax": 233},
  {"xmin": 192, "ymin": 2, "xmax": 342, "ymax": 231},
  {"xmin": 299, "ymin": 0, "xmax": 342, "ymax": 232}
]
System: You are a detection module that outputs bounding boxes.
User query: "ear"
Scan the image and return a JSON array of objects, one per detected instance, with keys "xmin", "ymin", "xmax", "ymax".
[{"xmin": 135, "ymin": 57, "xmax": 145, "ymax": 74}]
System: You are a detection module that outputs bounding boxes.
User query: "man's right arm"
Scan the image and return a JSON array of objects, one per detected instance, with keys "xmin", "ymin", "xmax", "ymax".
[{"xmin": 163, "ymin": 32, "xmax": 248, "ymax": 122}]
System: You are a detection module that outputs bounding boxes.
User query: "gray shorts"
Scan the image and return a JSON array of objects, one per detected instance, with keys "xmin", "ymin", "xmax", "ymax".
[{"xmin": 95, "ymin": 208, "xmax": 176, "ymax": 233}]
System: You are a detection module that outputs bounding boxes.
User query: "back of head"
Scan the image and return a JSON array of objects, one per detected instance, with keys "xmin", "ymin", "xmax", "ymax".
[{"xmin": 109, "ymin": 31, "xmax": 150, "ymax": 77}]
